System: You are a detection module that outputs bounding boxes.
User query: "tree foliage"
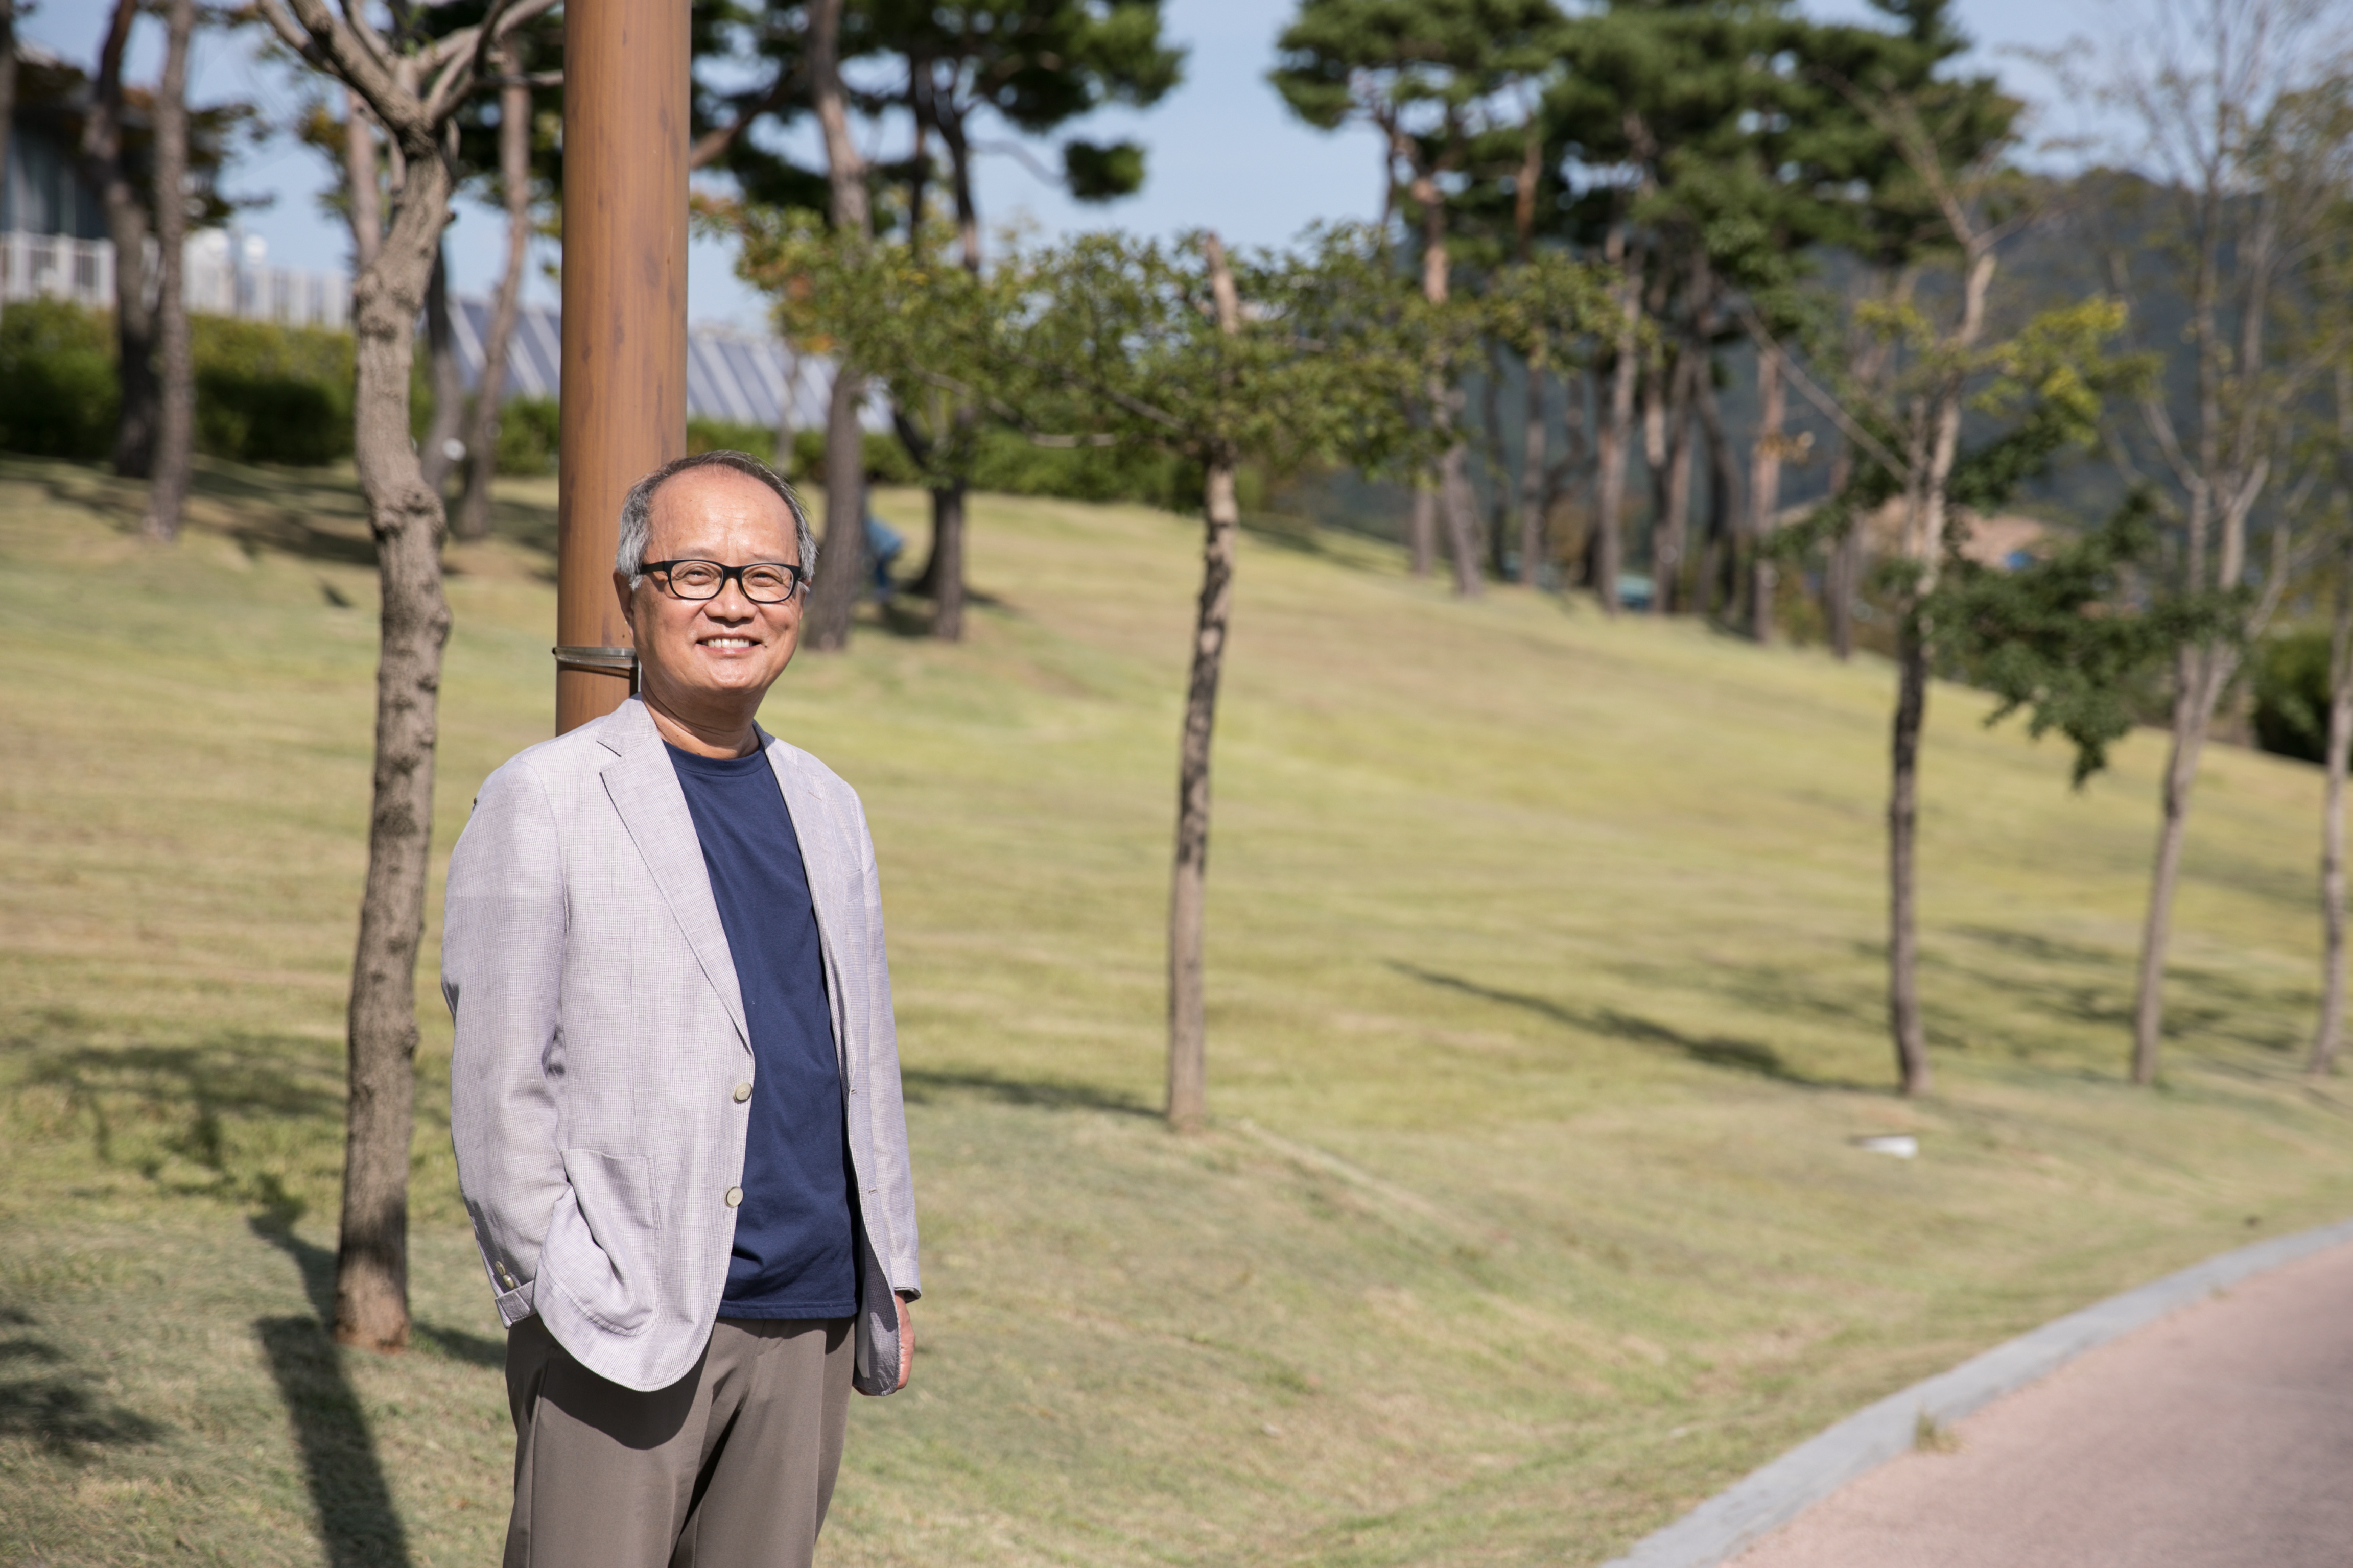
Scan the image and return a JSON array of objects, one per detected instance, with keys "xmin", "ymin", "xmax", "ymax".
[{"xmin": 1939, "ymin": 494, "xmax": 2244, "ymax": 785}]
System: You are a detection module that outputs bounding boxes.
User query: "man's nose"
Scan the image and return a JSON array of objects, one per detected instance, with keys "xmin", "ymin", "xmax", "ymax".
[{"xmin": 704, "ymin": 581, "xmax": 756, "ymax": 618}]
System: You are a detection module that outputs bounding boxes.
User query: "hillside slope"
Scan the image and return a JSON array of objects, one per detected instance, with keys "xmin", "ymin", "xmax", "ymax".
[{"xmin": 1, "ymin": 454, "xmax": 2346, "ymax": 1567}]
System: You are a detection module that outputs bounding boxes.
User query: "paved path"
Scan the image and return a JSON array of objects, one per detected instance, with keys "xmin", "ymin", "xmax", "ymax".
[{"xmin": 1733, "ymin": 1239, "xmax": 2353, "ymax": 1567}]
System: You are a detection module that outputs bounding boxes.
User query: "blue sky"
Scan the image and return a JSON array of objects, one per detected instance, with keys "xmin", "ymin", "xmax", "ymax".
[{"xmin": 21, "ymin": 0, "xmax": 2099, "ymax": 331}]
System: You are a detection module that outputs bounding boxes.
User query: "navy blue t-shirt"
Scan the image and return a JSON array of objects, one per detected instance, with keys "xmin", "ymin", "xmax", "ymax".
[{"xmin": 667, "ymin": 743, "xmax": 858, "ymax": 1319}]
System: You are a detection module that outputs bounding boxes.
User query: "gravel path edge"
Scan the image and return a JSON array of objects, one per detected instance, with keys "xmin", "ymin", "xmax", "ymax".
[{"xmin": 1596, "ymin": 1214, "xmax": 2353, "ymax": 1568}]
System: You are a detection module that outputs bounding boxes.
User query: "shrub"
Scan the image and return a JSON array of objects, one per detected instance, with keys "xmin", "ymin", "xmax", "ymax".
[
  {"xmin": 0, "ymin": 301, "xmax": 364, "ymax": 467},
  {"xmin": 2253, "ymin": 630, "xmax": 2331, "ymax": 765},
  {"xmin": 781, "ymin": 424, "xmax": 1196, "ymax": 509},
  {"xmin": 189, "ymin": 316, "xmax": 355, "ymax": 466},
  {"xmin": 0, "ymin": 298, "xmax": 119, "ymax": 459},
  {"xmin": 493, "ymin": 395, "xmax": 561, "ymax": 476},
  {"xmin": 968, "ymin": 428, "xmax": 1197, "ymax": 510},
  {"xmin": 687, "ymin": 416, "xmax": 785, "ymax": 463}
]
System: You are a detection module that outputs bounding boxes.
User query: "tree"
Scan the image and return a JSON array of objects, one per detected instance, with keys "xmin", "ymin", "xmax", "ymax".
[
  {"xmin": 0, "ymin": 6, "xmax": 18, "ymax": 324},
  {"xmin": 802, "ymin": 0, "xmax": 875, "ymax": 654},
  {"xmin": 454, "ymin": 32, "xmax": 557, "ymax": 541},
  {"xmin": 80, "ymin": 0, "xmax": 160, "ymax": 480},
  {"xmin": 255, "ymin": 0, "xmax": 557, "ymax": 1352},
  {"xmin": 1481, "ymin": 253, "xmax": 1618, "ymax": 586},
  {"xmin": 987, "ymin": 227, "xmax": 1420, "ymax": 1129},
  {"xmin": 1548, "ymin": 0, "xmax": 1959, "ymax": 628},
  {"xmin": 1274, "ymin": 0, "xmax": 1565, "ymax": 595},
  {"xmin": 875, "ymin": 0, "xmax": 1185, "ymax": 637},
  {"xmin": 2314, "ymin": 519, "xmax": 2353, "ymax": 1077},
  {"xmin": 1939, "ymin": 493, "xmax": 2230, "ymax": 787},
  {"xmin": 2306, "ymin": 347, "xmax": 2353, "ymax": 1075},
  {"xmin": 2078, "ymin": 0, "xmax": 2353, "ymax": 1083},
  {"xmin": 1811, "ymin": 88, "xmax": 2142, "ymax": 1094},
  {"xmin": 291, "ymin": 6, "xmax": 563, "ymax": 540},
  {"xmin": 143, "ymin": 0, "xmax": 198, "ymax": 543}
]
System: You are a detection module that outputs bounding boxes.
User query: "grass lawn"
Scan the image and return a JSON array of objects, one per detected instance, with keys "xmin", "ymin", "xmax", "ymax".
[{"xmin": 3, "ymin": 452, "xmax": 2348, "ymax": 1567}]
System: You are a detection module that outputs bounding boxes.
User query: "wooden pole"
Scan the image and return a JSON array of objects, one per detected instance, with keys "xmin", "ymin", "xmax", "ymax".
[{"xmin": 555, "ymin": 0, "xmax": 689, "ymax": 733}]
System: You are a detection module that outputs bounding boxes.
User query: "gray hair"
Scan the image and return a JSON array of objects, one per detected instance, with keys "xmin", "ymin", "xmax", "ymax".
[{"xmin": 615, "ymin": 449, "xmax": 817, "ymax": 587}]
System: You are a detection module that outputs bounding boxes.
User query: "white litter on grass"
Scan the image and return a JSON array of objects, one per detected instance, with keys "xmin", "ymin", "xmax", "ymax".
[{"xmin": 1854, "ymin": 1134, "xmax": 1919, "ymax": 1159}]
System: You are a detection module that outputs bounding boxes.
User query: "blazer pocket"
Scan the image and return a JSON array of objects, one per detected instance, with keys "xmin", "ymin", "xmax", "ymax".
[{"xmin": 542, "ymin": 1149, "xmax": 663, "ymax": 1337}]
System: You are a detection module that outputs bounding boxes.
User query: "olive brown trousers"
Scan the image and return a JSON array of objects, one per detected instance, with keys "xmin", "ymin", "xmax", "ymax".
[{"xmin": 501, "ymin": 1314, "xmax": 854, "ymax": 1568}]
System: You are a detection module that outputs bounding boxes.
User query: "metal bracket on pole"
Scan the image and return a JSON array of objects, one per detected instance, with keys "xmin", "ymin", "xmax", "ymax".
[{"xmin": 553, "ymin": 645, "xmax": 640, "ymax": 694}]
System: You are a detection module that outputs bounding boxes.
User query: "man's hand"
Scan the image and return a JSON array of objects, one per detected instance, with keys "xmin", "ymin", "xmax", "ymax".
[{"xmin": 894, "ymin": 1293, "xmax": 915, "ymax": 1392}]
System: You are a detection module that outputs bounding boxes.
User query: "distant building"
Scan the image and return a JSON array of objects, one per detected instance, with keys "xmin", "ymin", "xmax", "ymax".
[
  {"xmin": 445, "ymin": 296, "xmax": 885, "ymax": 434},
  {"xmin": 4, "ymin": 42, "xmax": 862, "ymax": 430},
  {"xmin": 3, "ymin": 41, "xmax": 348, "ymax": 327}
]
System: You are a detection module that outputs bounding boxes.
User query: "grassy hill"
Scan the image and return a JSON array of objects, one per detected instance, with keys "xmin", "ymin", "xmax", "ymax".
[{"xmin": 3, "ymin": 453, "xmax": 2348, "ymax": 1568}]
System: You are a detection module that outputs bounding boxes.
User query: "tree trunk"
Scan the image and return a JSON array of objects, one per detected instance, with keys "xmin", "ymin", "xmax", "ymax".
[
  {"xmin": 418, "ymin": 245, "xmax": 466, "ymax": 492},
  {"xmin": 1748, "ymin": 348, "xmax": 1786, "ymax": 643},
  {"xmin": 1593, "ymin": 226, "xmax": 1640, "ymax": 617},
  {"xmin": 456, "ymin": 49, "xmax": 532, "ymax": 542},
  {"xmin": 1693, "ymin": 361, "xmax": 1738, "ymax": 620},
  {"xmin": 1518, "ymin": 357, "xmax": 1546, "ymax": 587},
  {"xmin": 1828, "ymin": 525, "xmax": 1858, "ymax": 659},
  {"xmin": 2132, "ymin": 646, "xmax": 2230, "ymax": 1085},
  {"xmin": 1439, "ymin": 432, "xmax": 1483, "ymax": 597},
  {"xmin": 1167, "ymin": 445, "xmax": 1236, "ymax": 1134},
  {"xmin": 1650, "ymin": 348, "xmax": 1695, "ymax": 615},
  {"xmin": 344, "ymin": 90, "xmax": 382, "ymax": 271},
  {"xmin": 772, "ymin": 345, "xmax": 797, "ymax": 470},
  {"xmin": 805, "ymin": 0, "xmax": 869, "ymax": 653},
  {"xmin": 142, "ymin": 0, "xmax": 196, "ymax": 543},
  {"xmin": 0, "ymin": 5, "xmax": 18, "ymax": 321},
  {"xmin": 1824, "ymin": 446, "xmax": 1857, "ymax": 659},
  {"xmin": 2313, "ymin": 571, "xmax": 2353, "ymax": 1077},
  {"xmin": 930, "ymin": 481, "xmax": 968, "ymax": 640},
  {"xmin": 903, "ymin": 94, "xmax": 977, "ymax": 629},
  {"xmin": 1167, "ymin": 233, "xmax": 1245, "ymax": 1135},
  {"xmin": 1167, "ymin": 450, "xmax": 1234, "ymax": 1135},
  {"xmin": 1407, "ymin": 480, "xmax": 1436, "ymax": 577},
  {"xmin": 1481, "ymin": 342, "xmax": 1511, "ymax": 578},
  {"xmin": 1407, "ymin": 170, "xmax": 1478, "ymax": 598},
  {"xmin": 82, "ymin": 0, "xmax": 157, "ymax": 480},
  {"xmin": 335, "ymin": 147, "xmax": 458, "ymax": 1355},
  {"xmin": 1887, "ymin": 610, "xmax": 1932, "ymax": 1096},
  {"xmin": 806, "ymin": 365, "xmax": 867, "ymax": 652}
]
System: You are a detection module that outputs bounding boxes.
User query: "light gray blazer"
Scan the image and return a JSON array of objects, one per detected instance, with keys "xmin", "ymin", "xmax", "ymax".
[{"xmin": 442, "ymin": 697, "xmax": 920, "ymax": 1394}]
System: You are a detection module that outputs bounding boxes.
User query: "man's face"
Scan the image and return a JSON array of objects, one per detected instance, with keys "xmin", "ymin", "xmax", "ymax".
[{"xmin": 617, "ymin": 467, "xmax": 804, "ymax": 719}]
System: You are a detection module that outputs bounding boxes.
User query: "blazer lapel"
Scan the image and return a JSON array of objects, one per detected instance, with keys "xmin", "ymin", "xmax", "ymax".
[
  {"xmin": 764, "ymin": 735, "xmax": 862, "ymax": 938},
  {"xmin": 599, "ymin": 699, "xmax": 749, "ymax": 1046},
  {"xmin": 764, "ymin": 735, "xmax": 864, "ymax": 1062}
]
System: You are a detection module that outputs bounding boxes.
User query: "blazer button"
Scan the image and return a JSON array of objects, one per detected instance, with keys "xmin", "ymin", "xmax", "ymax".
[
  {"xmin": 724, "ymin": 1186, "xmax": 743, "ymax": 1207},
  {"xmin": 733, "ymin": 1082, "xmax": 752, "ymax": 1103}
]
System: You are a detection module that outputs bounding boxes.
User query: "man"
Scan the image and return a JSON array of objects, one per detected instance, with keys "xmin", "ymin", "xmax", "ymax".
[{"xmin": 443, "ymin": 449, "xmax": 920, "ymax": 1568}]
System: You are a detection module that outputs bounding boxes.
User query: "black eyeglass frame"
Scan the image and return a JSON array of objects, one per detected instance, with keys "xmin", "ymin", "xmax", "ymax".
[{"xmin": 641, "ymin": 558, "xmax": 809, "ymax": 604}]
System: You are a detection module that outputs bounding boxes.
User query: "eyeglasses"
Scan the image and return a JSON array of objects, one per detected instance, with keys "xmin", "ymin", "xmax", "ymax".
[{"xmin": 643, "ymin": 559, "xmax": 807, "ymax": 604}]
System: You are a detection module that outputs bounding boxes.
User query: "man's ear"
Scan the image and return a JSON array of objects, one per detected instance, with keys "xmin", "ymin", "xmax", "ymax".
[{"xmin": 613, "ymin": 572, "xmax": 636, "ymax": 635}]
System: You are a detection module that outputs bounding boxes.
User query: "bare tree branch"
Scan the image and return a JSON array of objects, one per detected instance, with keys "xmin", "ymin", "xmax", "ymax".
[{"xmin": 1735, "ymin": 304, "xmax": 1914, "ymax": 483}]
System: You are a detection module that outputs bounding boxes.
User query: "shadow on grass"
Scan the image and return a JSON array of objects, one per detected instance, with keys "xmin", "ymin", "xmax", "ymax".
[
  {"xmin": 14, "ymin": 1025, "xmax": 343, "ymax": 1197},
  {"xmin": 224, "ymin": 515, "xmax": 381, "ymax": 571},
  {"xmin": 249, "ymin": 1217, "xmax": 413, "ymax": 1568},
  {"xmin": 0, "ymin": 1305, "xmax": 163, "ymax": 1458},
  {"xmin": 901, "ymin": 1066, "xmax": 1154, "ymax": 1117},
  {"xmin": 1947, "ymin": 925, "xmax": 2304, "ymax": 1058},
  {"xmin": 1391, "ymin": 963, "xmax": 1866, "ymax": 1089},
  {"xmin": 253, "ymin": 1317, "xmax": 413, "ymax": 1568},
  {"xmin": 412, "ymin": 1323, "xmax": 506, "ymax": 1367}
]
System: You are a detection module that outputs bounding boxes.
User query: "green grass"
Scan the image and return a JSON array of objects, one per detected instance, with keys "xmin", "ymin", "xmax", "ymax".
[{"xmin": 2, "ymin": 452, "xmax": 2348, "ymax": 1567}]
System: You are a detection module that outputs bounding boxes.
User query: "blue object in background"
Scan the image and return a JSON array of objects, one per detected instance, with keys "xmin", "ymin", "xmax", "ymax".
[{"xmin": 864, "ymin": 512, "xmax": 905, "ymax": 600}]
